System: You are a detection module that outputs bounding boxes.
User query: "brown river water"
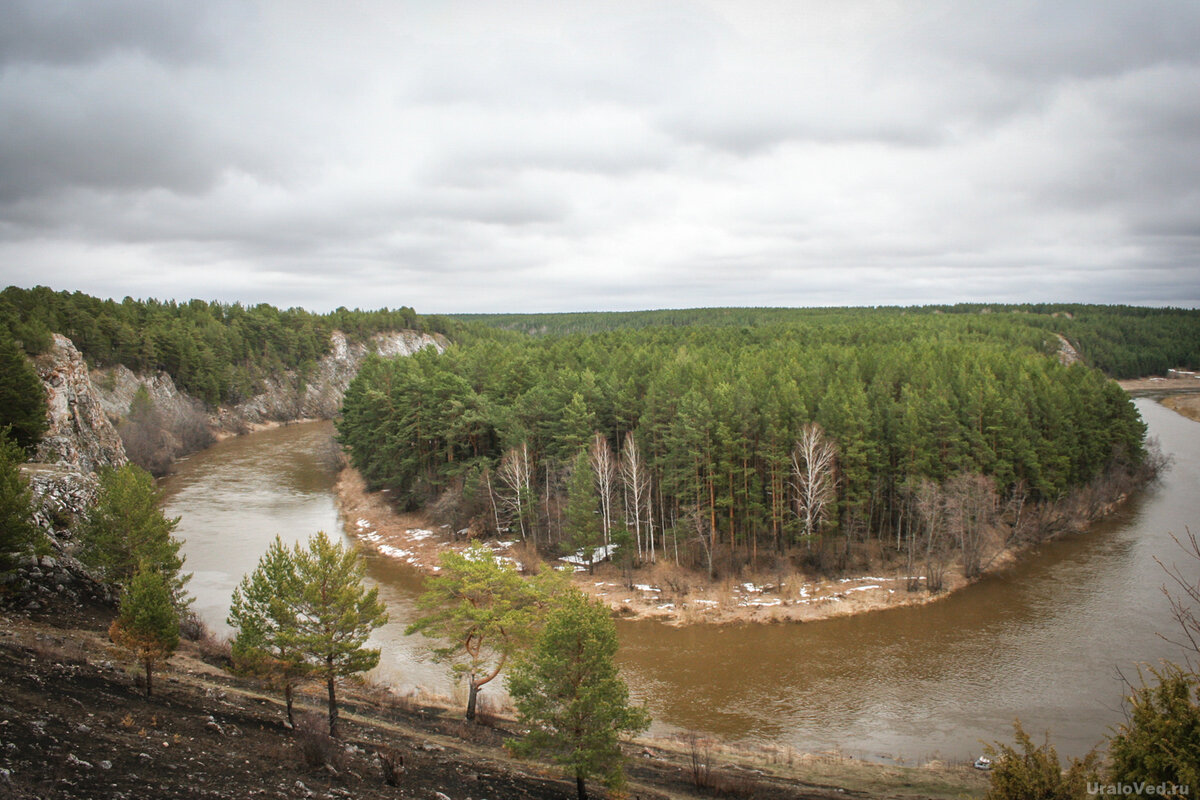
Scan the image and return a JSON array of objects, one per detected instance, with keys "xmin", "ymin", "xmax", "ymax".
[{"xmin": 161, "ymin": 398, "xmax": 1200, "ymax": 762}]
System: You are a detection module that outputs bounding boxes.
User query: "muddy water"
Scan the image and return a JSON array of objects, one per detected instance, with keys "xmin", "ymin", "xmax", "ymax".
[
  {"xmin": 159, "ymin": 422, "xmax": 453, "ymax": 698},
  {"xmin": 162, "ymin": 399, "xmax": 1200, "ymax": 761}
]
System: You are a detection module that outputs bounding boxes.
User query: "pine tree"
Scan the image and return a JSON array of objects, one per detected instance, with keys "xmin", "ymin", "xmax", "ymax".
[
  {"xmin": 0, "ymin": 328, "xmax": 47, "ymax": 453},
  {"xmin": 983, "ymin": 720, "xmax": 1099, "ymax": 800},
  {"xmin": 289, "ymin": 531, "xmax": 388, "ymax": 738},
  {"xmin": 109, "ymin": 568, "xmax": 180, "ymax": 698},
  {"xmin": 79, "ymin": 464, "xmax": 188, "ymax": 598},
  {"xmin": 0, "ymin": 430, "xmax": 40, "ymax": 572},
  {"xmin": 407, "ymin": 542, "xmax": 556, "ymax": 721},
  {"xmin": 506, "ymin": 588, "xmax": 650, "ymax": 800},
  {"xmin": 1106, "ymin": 665, "xmax": 1200, "ymax": 789},
  {"xmin": 564, "ymin": 450, "xmax": 602, "ymax": 573},
  {"xmin": 228, "ymin": 535, "xmax": 312, "ymax": 727}
]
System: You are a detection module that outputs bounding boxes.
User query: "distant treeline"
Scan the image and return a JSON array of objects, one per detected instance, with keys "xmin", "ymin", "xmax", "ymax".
[
  {"xmin": 339, "ymin": 313, "xmax": 1148, "ymax": 562},
  {"xmin": 451, "ymin": 304, "xmax": 1200, "ymax": 379},
  {"xmin": 0, "ymin": 286, "xmax": 454, "ymax": 405}
]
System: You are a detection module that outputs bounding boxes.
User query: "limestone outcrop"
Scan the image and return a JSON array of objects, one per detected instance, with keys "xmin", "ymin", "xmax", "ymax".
[{"xmin": 32, "ymin": 335, "xmax": 128, "ymax": 473}]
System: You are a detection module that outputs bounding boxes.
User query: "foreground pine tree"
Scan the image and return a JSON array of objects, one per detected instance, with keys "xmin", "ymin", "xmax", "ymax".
[
  {"xmin": 506, "ymin": 588, "xmax": 650, "ymax": 800},
  {"xmin": 80, "ymin": 464, "xmax": 188, "ymax": 598},
  {"xmin": 407, "ymin": 542, "xmax": 557, "ymax": 721},
  {"xmin": 0, "ymin": 430, "xmax": 40, "ymax": 572},
  {"xmin": 228, "ymin": 535, "xmax": 313, "ymax": 727},
  {"xmin": 290, "ymin": 531, "xmax": 388, "ymax": 738},
  {"xmin": 109, "ymin": 569, "xmax": 180, "ymax": 698}
]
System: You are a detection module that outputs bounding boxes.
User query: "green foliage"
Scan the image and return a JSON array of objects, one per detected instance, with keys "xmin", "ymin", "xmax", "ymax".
[
  {"xmin": 506, "ymin": 588, "xmax": 650, "ymax": 799},
  {"xmin": 0, "ymin": 431, "xmax": 40, "ymax": 571},
  {"xmin": 451, "ymin": 304, "xmax": 1200, "ymax": 380},
  {"xmin": 0, "ymin": 285, "xmax": 454, "ymax": 406},
  {"xmin": 340, "ymin": 309, "xmax": 1151, "ymax": 560},
  {"xmin": 1107, "ymin": 665, "xmax": 1200, "ymax": 788},
  {"xmin": 109, "ymin": 568, "xmax": 181, "ymax": 697},
  {"xmin": 0, "ymin": 326, "xmax": 47, "ymax": 452},
  {"xmin": 407, "ymin": 542, "xmax": 558, "ymax": 720},
  {"xmin": 564, "ymin": 450, "xmax": 601, "ymax": 569},
  {"xmin": 227, "ymin": 535, "xmax": 313, "ymax": 726},
  {"xmin": 287, "ymin": 531, "xmax": 388, "ymax": 737},
  {"xmin": 984, "ymin": 720, "xmax": 1100, "ymax": 800},
  {"xmin": 79, "ymin": 464, "xmax": 188, "ymax": 598}
]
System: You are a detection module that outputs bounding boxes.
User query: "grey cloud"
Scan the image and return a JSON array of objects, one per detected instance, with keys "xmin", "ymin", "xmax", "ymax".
[
  {"xmin": 0, "ymin": 0, "xmax": 246, "ymax": 67},
  {"xmin": 906, "ymin": 1, "xmax": 1200, "ymax": 81}
]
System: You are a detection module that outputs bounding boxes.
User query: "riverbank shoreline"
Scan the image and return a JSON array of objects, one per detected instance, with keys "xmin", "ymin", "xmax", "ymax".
[{"xmin": 333, "ymin": 457, "xmax": 1139, "ymax": 627}]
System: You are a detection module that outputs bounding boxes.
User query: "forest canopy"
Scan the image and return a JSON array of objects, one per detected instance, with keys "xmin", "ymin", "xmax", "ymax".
[
  {"xmin": 339, "ymin": 309, "xmax": 1154, "ymax": 564},
  {"xmin": 0, "ymin": 285, "xmax": 454, "ymax": 406}
]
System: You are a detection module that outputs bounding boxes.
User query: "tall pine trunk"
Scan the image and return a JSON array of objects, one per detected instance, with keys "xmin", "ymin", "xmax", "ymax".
[{"xmin": 327, "ymin": 670, "xmax": 339, "ymax": 738}]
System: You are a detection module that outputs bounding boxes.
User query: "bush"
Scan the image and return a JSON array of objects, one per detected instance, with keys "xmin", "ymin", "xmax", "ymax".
[
  {"xmin": 984, "ymin": 720, "xmax": 1099, "ymax": 800},
  {"xmin": 293, "ymin": 712, "xmax": 345, "ymax": 770},
  {"xmin": 1107, "ymin": 665, "xmax": 1200, "ymax": 789}
]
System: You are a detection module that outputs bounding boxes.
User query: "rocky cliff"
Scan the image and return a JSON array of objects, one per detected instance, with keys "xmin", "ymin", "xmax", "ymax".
[
  {"xmin": 29, "ymin": 327, "xmax": 443, "ymax": 477},
  {"xmin": 210, "ymin": 329, "xmax": 446, "ymax": 431},
  {"xmin": 32, "ymin": 335, "xmax": 128, "ymax": 474}
]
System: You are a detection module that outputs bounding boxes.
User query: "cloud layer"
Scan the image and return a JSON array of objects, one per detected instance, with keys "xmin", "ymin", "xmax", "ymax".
[{"xmin": 1, "ymin": 0, "xmax": 1197, "ymax": 311}]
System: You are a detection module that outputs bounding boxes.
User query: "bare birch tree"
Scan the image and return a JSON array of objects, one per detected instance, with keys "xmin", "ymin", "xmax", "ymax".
[
  {"xmin": 915, "ymin": 479, "xmax": 951, "ymax": 593},
  {"xmin": 589, "ymin": 433, "xmax": 617, "ymax": 552},
  {"xmin": 496, "ymin": 443, "xmax": 535, "ymax": 546},
  {"xmin": 790, "ymin": 423, "xmax": 838, "ymax": 550},
  {"xmin": 620, "ymin": 432, "xmax": 650, "ymax": 562},
  {"xmin": 946, "ymin": 472, "xmax": 997, "ymax": 579}
]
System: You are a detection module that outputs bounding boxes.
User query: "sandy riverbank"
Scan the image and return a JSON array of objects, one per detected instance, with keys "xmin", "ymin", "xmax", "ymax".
[
  {"xmin": 334, "ymin": 464, "xmax": 987, "ymax": 625},
  {"xmin": 1161, "ymin": 394, "xmax": 1200, "ymax": 423}
]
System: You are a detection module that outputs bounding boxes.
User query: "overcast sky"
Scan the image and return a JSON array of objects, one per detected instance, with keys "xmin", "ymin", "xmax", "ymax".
[{"xmin": 1, "ymin": 0, "xmax": 1198, "ymax": 313}]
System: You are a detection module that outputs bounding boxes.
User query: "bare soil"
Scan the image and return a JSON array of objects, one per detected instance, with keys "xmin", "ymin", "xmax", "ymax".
[
  {"xmin": 1161, "ymin": 394, "xmax": 1200, "ymax": 424},
  {"xmin": 0, "ymin": 590, "xmax": 986, "ymax": 799}
]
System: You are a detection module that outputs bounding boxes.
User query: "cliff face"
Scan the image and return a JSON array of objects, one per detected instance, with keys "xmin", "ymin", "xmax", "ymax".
[
  {"xmin": 213, "ymin": 330, "xmax": 446, "ymax": 430},
  {"xmin": 33, "ymin": 328, "xmax": 444, "ymax": 477},
  {"xmin": 32, "ymin": 335, "xmax": 128, "ymax": 474},
  {"xmin": 87, "ymin": 328, "xmax": 444, "ymax": 444}
]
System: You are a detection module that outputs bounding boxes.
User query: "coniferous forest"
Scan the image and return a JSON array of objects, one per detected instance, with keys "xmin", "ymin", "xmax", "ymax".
[
  {"xmin": 0, "ymin": 285, "xmax": 453, "ymax": 406},
  {"xmin": 4, "ymin": 286, "xmax": 1197, "ymax": 578},
  {"xmin": 338, "ymin": 306, "xmax": 1186, "ymax": 575}
]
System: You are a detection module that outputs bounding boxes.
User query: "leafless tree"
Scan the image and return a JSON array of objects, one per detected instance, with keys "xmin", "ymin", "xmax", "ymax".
[
  {"xmin": 946, "ymin": 472, "xmax": 998, "ymax": 579},
  {"xmin": 620, "ymin": 432, "xmax": 651, "ymax": 562},
  {"xmin": 1157, "ymin": 527, "xmax": 1200, "ymax": 671},
  {"xmin": 496, "ymin": 443, "xmax": 535, "ymax": 545},
  {"xmin": 790, "ymin": 422, "xmax": 838, "ymax": 550},
  {"xmin": 685, "ymin": 505, "xmax": 716, "ymax": 579},
  {"xmin": 915, "ymin": 479, "xmax": 951, "ymax": 593},
  {"xmin": 589, "ymin": 433, "xmax": 617, "ymax": 551}
]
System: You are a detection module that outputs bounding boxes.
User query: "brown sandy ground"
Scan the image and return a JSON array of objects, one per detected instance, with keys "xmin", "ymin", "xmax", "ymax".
[
  {"xmin": 0, "ymin": 591, "xmax": 987, "ymax": 800},
  {"xmin": 1160, "ymin": 394, "xmax": 1200, "ymax": 424},
  {"xmin": 336, "ymin": 466, "xmax": 1035, "ymax": 627}
]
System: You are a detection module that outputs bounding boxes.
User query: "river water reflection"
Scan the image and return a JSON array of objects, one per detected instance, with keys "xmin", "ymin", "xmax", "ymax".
[{"xmin": 162, "ymin": 399, "xmax": 1199, "ymax": 761}]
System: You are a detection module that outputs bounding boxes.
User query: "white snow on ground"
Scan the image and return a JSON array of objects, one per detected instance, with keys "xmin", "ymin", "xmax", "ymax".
[
  {"xmin": 356, "ymin": 518, "xmax": 372, "ymax": 530},
  {"xmin": 738, "ymin": 598, "xmax": 783, "ymax": 607},
  {"xmin": 843, "ymin": 585, "xmax": 882, "ymax": 593},
  {"xmin": 378, "ymin": 545, "xmax": 413, "ymax": 559},
  {"xmin": 406, "ymin": 528, "xmax": 435, "ymax": 540},
  {"xmin": 657, "ymin": 603, "xmax": 675, "ymax": 610},
  {"xmin": 634, "ymin": 584, "xmax": 660, "ymax": 593},
  {"xmin": 560, "ymin": 543, "xmax": 619, "ymax": 567},
  {"xmin": 741, "ymin": 582, "xmax": 761, "ymax": 593},
  {"xmin": 694, "ymin": 599, "xmax": 719, "ymax": 605}
]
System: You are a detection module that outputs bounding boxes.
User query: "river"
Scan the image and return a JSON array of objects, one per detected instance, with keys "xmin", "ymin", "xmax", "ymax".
[{"xmin": 161, "ymin": 398, "xmax": 1199, "ymax": 762}]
